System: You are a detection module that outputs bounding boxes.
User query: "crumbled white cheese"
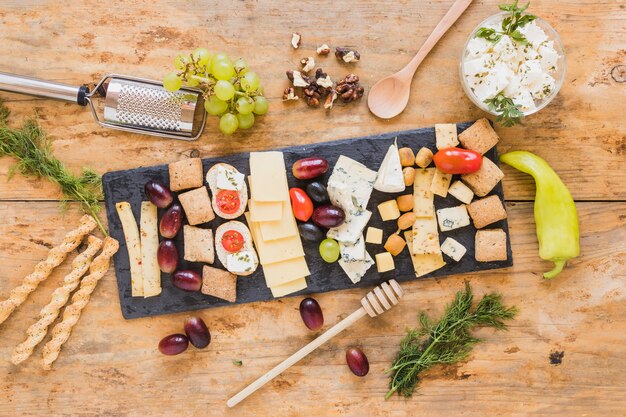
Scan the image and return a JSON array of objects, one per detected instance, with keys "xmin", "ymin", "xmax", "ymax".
[{"xmin": 519, "ymin": 22, "xmax": 548, "ymax": 47}]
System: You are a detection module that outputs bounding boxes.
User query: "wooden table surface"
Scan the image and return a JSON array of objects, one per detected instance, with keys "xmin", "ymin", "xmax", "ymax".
[{"xmin": 1, "ymin": 1, "xmax": 624, "ymax": 416}]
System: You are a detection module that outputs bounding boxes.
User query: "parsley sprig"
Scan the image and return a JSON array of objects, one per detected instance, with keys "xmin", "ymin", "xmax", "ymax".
[
  {"xmin": 484, "ymin": 93, "xmax": 525, "ymax": 127},
  {"xmin": 476, "ymin": 1, "xmax": 537, "ymax": 45}
]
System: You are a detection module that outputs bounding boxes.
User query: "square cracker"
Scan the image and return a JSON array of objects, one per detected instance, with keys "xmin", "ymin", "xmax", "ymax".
[
  {"xmin": 184, "ymin": 225, "xmax": 214, "ymax": 264},
  {"xmin": 458, "ymin": 118, "xmax": 500, "ymax": 154},
  {"xmin": 202, "ymin": 265, "xmax": 237, "ymax": 302},
  {"xmin": 178, "ymin": 187, "xmax": 215, "ymax": 225},
  {"xmin": 169, "ymin": 158, "xmax": 204, "ymax": 191},
  {"xmin": 467, "ymin": 195, "xmax": 507, "ymax": 229},
  {"xmin": 475, "ymin": 229, "xmax": 507, "ymax": 262},
  {"xmin": 461, "ymin": 157, "xmax": 504, "ymax": 197}
]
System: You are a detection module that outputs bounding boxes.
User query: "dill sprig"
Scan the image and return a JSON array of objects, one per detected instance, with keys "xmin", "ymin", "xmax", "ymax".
[
  {"xmin": 484, "ymin": 93, "xmax": 525, "ymax": 127},
  {"xmin": 386, "ymin": 282, "xmax": 517, "ymax": 399},
  {"xmin": 0, "ymin": 101, "xmax": 106, "ymax": 234}
]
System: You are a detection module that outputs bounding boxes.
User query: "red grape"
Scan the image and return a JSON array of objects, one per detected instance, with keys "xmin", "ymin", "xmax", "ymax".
[
  {"xmin": 160, "ymin": 203, "xmax": 182, "ymax": 238},
  {"xmin": 346, "ymin": 347, "xmax": 369, "ymax": 376},
  {"xmin": 157, "ymin": 240, "xmax": 178, "ymax": 273},
  {"xmin": 312, "ymin": 205, "xmax": 345, "ymax": 228},
  {"xmin": 172, "ymin": 270, "xmax": 202, "ymax": 292},
  {"xmin": 145, "ymin": 180, "xmax": 173, "ymax": 208},
  {"xmin": 292, "ymin": 157, "xmax": 329, "ymax": 180},
  {"xmin": 184, "ymin": 317, "xmax": 211, "ymax": 348},
  {"xmin": 299, "ymin": 298, "xmax": 324, "ymax": 330},
  {"xmin": 158, "ymin": 334, "xmax": 189, "ymax": 355}
]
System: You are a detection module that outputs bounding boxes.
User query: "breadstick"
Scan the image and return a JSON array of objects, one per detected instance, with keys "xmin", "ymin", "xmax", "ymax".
[
  {"xmin": 41, "ymin": 237, "xmax": 119, "ymax": 370},
  {"xmin": 0, "ymin": 215, "xmax": 97, "ymax": 326},
  {"xmin": 11, "ymin": 235, "xmax": 103, "ymax": 365}
]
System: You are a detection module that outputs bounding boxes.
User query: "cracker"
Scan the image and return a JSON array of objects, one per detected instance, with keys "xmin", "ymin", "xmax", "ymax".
[
  {"xmin": 467, "ymin": 195, "xmax": 507, "ymax": 229},
  {"xmin": 178, "ymin": 187, "xmax": 215, "ymax": 225},
  {"xmin": 169, "ymin": 158, "xmax": 204, "ymax": 191},
  {"xmin": 475, "ymin": 229, "xmax": 507, "ymax": 262},
  {"xmin": 184, "ymin": 225, "xmax": 214, "ymax": 264},
  {"xmin": 461, "ymin": 157, "xmax": 504, "ymax": 197},
  {"xmin": 458, "ymin": 118, "xmax": 500, "ymax": 154},
  {"xmin": 202, "ymin": 265, "xmax": 237, "ymax": 302}
]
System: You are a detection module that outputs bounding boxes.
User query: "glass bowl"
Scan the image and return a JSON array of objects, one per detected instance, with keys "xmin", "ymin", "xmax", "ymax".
[{"xmin": 459, "ymin": 12, "xmax": 566, "ymax": 117}]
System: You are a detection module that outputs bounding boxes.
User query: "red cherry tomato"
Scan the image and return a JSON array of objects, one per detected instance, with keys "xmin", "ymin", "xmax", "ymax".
[
  {"xmin": 289, "ymin": 188, "xmax": 314, "ymax": 222},
  {"xmin": 433, "ymin": 147, "xmax": 483, "ymax": 174},
  {"xmin": 221, "ymin": 230, "xmax": 244, "ymax": 253},
  {"xmin": 216, "ymin": 190, "xmax": 241, "ymax": 215}
]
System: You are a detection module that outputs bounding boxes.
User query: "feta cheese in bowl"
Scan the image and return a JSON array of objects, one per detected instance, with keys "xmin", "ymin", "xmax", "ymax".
[{"xmin": 460, "ymin": 11, "xmax": 565, "ymax": 125}]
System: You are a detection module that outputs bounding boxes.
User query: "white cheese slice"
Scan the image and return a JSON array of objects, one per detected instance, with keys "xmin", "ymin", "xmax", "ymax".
[
  {"xmin": 413, "ymin": 168, "xmax": 436, "ymax": 217},
  {"xmin": 338, "ymin": 251, "xmax": 374, "ymax": 284},
  {"xmin": 216, "ymin": 165, "xmax": 245, "ymax": 191},
  {"xmin": 435, "ymin": 124, "xmax": 459, "ymax": 150},
  {"xmin": 115, "ymin": 202, "xmax": 143, "ymax": 297},
  {"xmin": 140, "ymin": 201, "xmax": 161, "ymax": 298},
  {"xmin": 339, "ymin": 235, "xmax": 366, "ymax": 263},
  {"xmin": 226, "ymin": 250, "xmax": 257, "ymax": 274},
  {"xmin": 374, "ymin": 141, "xmax": 405, "ymax": 193},
  {"xmin": 448, "ymin": 181, "xmax": 475, "ymax": 205},
  {"xmin": 327, "ymin": 210, "xmax": 372, "ymax": 244},
  {"xmin": 436, "ymin": 205, "xmax": 471, "ymax": 232},
  {"xmin": 441, "ymin": 237, "xmax": 467, "ymax": 262},
  {"xmin": 404, "ymin": 231, "xmax": 446, "ymax": 277}
]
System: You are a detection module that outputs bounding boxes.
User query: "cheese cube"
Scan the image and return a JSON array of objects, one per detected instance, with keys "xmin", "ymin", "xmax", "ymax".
[
  {"xmin": 430, "ymin": 168, "xmax": 452, "ymax": 198},
  {"xmin": 435, "ymin": 124, "xmax": 459, "ymax": 150},
  {"xmin": 365, "ymin": 227, "xmax": 383, "ymax": 244},
  {"xmin": 436, "ymin": 205, "xmax": 471, "ymax": 232},
  {"xmin": 448, "ymin": 181, "xmax": 474, "ymax": 204},
  {"xmin": 375, "ymin": 252, "xmax": 395, "ymax": 273},
  {"xmin": 378, "ymin": 200, "xmax": 401, "ymax": 221},
  {"xmin": 440, "ymin": 237, "xmax": 467, "ymax": 262}
]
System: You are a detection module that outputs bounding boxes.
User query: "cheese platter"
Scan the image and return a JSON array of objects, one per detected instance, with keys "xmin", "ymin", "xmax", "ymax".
[{"xmin": 103, "ymin": 120, "xmax": 513, "ymax": 319}]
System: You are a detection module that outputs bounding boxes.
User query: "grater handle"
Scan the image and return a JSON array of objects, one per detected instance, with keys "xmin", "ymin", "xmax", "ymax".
[{"xmin": 0, "ymin": 72, "xmax": 89, "ymax": 106}]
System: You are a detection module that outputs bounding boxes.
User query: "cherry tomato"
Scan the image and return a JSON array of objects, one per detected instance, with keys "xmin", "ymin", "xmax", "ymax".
[
  {"xmin": 216, "ymin": 190, "xmax": 241, "ymax": 215},
  {"xmin": 433, "ymin": 147, "xmax": 483, "ymax": 174},
  {"xmin": 221, "ymin": 230, "xmax": 244, "ymax": 253},
  {"xmin": 289, "ymin": 188, "xmax": 314, "ymax": 222}
]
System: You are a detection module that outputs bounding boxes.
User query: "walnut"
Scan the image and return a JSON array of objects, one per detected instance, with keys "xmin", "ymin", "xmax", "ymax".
[
  {"xmin": 324, "ymin": 90, "xmax": 338, "ymax": 109},
  {"xmin": 291, "ymin": 32, "xmax": 301, "ymax": 49},
  {"xmin": 316, "ymin": 74, "xmax": 333, "ymax": 89},
  {"xmin": 287, "ymin": 70, "xmax": 309, "ymax": 87},
  {"xmin": 282, "ymin": 87, "xmax": 299, "ymax": 101},
  {"xmin": 335, "ymin": 47, "xmax": 360, "ymax": 63},
  {"xmin": 301, "ymin": 57, "xmax": 315, "ymax": 73},
  {"xmin": 335, "ymin": 73, "xmax": 364, "ymax": 102},
  {"xmin": 316, "ymin": 44, "xmax": 331, "ymax": 55}
]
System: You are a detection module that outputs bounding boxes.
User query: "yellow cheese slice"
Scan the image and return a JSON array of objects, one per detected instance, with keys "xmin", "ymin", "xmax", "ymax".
[
  {"xmin": 259, "ymin": 202, "xmax": 297, "ymax": 241},
  {"xmin": 249, "ymin": 199, "xmax": 283, "ymax": 222},
  {"xmin": 270, "ymin": 277, "xmax": 307, "ymax": 297},
  {"xmin": 140, "ymin": 201, "xmax": 162, "ymax": 297},
  {"xmin": 245, "ymin": 213, "xmax": 305, "ymax": 264},
  {"xmin": 404, "ymin": 231, "xmax": 446, "ymax": 277},
  {"xmin": 430, "ymin": 168, "xmax": 452, "ymax": 198},
  {"xmin": 115, "ymin": 202, "xmax": 143, "ymax": 297},
  {"xmin": 412, "ymin": 216, "xmax": 441, "ymax": 255},
  {"xmin": 263, "ymin": 257, "xmax": 310, "ymax": 287},
  {"xmin": 249, "ymin": 152, "xmax": 289, "ymax": 202},
  {"xmin": 413, "ymin": 168, "xmax": 436, "ymax": 217}
]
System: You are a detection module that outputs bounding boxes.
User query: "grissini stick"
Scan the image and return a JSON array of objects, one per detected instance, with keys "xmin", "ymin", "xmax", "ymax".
[
  {"xmin": 41, "ymin": 237, "xmax": 119, "ymax": 370},
  {"xmin": 227, "ymin": 280, "xmax": 404, "ymax": 408},
  {"xmin": 12, "ymin": 235, "xmax": 103, "ymax": 365},
  {"xmin": 0, "ymin": 215, "xmax": 97, "ymax": 325}
]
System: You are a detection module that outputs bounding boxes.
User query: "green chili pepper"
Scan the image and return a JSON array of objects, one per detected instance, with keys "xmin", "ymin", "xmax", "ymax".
[{"xmin": 500, "ymin": 151, "xmax": 579, "ymax": 279}]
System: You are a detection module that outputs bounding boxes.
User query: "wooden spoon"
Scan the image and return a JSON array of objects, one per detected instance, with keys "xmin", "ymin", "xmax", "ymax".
[{"xmin": 367, "ymin": 0, "xmax": 474, "ymax": 119}]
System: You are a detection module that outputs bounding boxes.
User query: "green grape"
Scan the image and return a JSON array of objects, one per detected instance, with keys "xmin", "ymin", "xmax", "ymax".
[
  {"xmin": 237, "ymin": 112, "xmax": 255, "ymax": 129},
  {"xmin": 235, "ymin": 97, "xmax": 254, "ymax": 115},
  {"xmin": 204, "ymin": 95, "xmax": 228, "ymax": 115},
  {"xmin": 211, "ymin": 59, "xmax": 235, "ymax": 81},
  {"xmin": 240, "ymin": 72, "xmax": 260, "ymax": 92},
  {"xmin": 186, "ymin": 75, "xmax": 200, "ymax": 87},
  {"xmin": 212, "ymin": 52, "xmax": 229, "ymax": 62},
  {"xmin": 214, "ymin": 80, "xmax": 236, "ymax": 101},
  {"xmin": 219, "ymin": 113, "xmax": 239, "ymax": 135},
  {"xmin": 174, "ymin": 55, "xmax": 188, "ymax": 70},
  {"xmin": 163, "ymin": 72, "xmax": 183, "ymax": 92},
  {"xmin": 319, "ymin": 239, "xmax": 340, "ymax": 263},
  {"xmin": 233, "ymin": 58, "xmax": 249, "ymax": 75},
  {"xmin": 192, "ymin": 48, "xmax": 211, "ymax": 67},
  {"xmin": 253, "ymin": 96, "xmax": 269, "ymax": 115}
]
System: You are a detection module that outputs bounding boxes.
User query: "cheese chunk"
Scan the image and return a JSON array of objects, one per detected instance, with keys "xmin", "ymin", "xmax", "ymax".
[
  {"xmin": 263, "ymin": 257, "xmax": 310, "ymax": 287},
  {"xmin": 216, "ymin": 165, "xmax": 245, "ymax": 191},
  {"xmin": 378, "ymin": 200, "xmax": 401, "ymax": 221},
  {"xmin": 413, "ymin": 168, "xmax": 435, "ymax": 217},
  {"xmin": 140, "ymin": 201, "xmax": 161, "ymax": 298},
  {"xmin": 440, "ymin": 237, "xmax": 467, "ymax": 262},
  {"xmin": 115, "ymin": 202, "xmax": 143, "ymax": 297},
  {"xmin": 365, "ymin": 227, "xmax": 383, "ymax": 244},
  {"xmin": 412, "ymin": 217, "xmax": 441, "ymax": 255},
  {"xmin": 338, "ymin": 251, "xmax": 374, "ymax": 284},
  {"xmin": 436, "ymin": 205, "xmax": 471, "ymax": 232},
  {"xmin": 259, "ymin": 202, "xmax": 297, "ymax": 241},
  {"xmin": 226, "ymin": 251, "xmax": 257, "ymax": 275},
  {"xmin": 249, "ymin": 152, "xmax": 289, "ymax": 202},
  {"xmin": 374, "ymin": 141, "xmax": 405, "ymax": 193},
  {"xmin": 435, "ymin": 124, "xmax": 459, "ymax": 149},
  {"xmin": 270, "ymin": 277, "xmax": 307, "ymax": 297},
  {"xmin": 431, "ymin": 168, "xmax": 452, "ymax": 198},
  {"xmin": 327, "ymin": 155, "xmax": 377, "ymax": 209},
  {"xmin": 404, "ymin": 231, "xmax": 446, "ymax": 277},
  {"xmin": 448, "ymin": 181, "xmax": 475, "ymax": 205},
  {"xmin": 339, "ymin": 235, "xmax": 366, "ymax": 263},
  {"xmin": 375, "ymin": 252, "xmax": 395, "ymax": 273}
]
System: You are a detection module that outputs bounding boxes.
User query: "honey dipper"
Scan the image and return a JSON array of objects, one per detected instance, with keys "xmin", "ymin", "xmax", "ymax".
[{"xmin": 227, "ymin": 279, "xmax": 404, "ymax": 407}]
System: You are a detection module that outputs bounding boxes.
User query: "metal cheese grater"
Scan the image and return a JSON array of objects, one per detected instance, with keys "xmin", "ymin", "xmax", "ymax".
[{"xmin": 0, "ymin": 72, "xmax": 206, "ymax": 140}]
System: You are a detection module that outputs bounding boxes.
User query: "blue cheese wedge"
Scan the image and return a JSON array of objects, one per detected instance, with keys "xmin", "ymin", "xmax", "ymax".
[
  {"xmin": 226, "ymin": 250, "xmax": 257, "ymax": 274},
  {"xmin": 436, "ymin": 205, "xmax": 471, "ymax": 232},
  {"xmin": 440, "ymin": 237, "xmax": 467, "ymax": 261},
  {"xmin": 374, "ymin": 140, "xmax": 405, "ymax": 193},
  {"xmin": 327, "ymin": 155, "xmax": 377, "ymax": 209},
  {"xmin": 338, "ymin": 251, "xmax": 374, "ymax": 284},
  {"xmin": 216, "ymin": 165, "xmax": 245, "ymax": 191},
  {"xmin": 339, "ymin": 235, "xmax": 366, "ymax": 263},
  {"xmin": 327, "ymin": 209, "xmax": 372, "ymax": 244}
]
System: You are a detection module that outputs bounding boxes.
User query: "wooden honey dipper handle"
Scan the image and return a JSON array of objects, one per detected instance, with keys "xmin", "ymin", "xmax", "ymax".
[{"xmin": 227, "ymin": 280, "xmax": 403, "ymax": 408}]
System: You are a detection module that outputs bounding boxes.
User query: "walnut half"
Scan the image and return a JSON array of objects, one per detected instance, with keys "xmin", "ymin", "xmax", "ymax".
[
  {"xmin": 291, "ymin": 32, "xmax": 302, "ymax": 49},
  {"xmin": 335, "ymin": 47, "xmax": 360, "ymax": 63}
]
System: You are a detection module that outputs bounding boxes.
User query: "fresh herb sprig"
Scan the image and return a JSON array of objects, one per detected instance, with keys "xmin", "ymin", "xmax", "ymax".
[
  {"xmin": 386, "ymin": 282, "xmax": 517, "ymax": 399},
  {"xmin": 476, "ymin": 1, "xmax": 537, "ymax": 45},
  {"xmin": 0, "ymin": 101, "xmax": 106, "ymax": 234},
  {"xmin": 484, "ymin": 93, "xmax": 525, "ymax": 127}
]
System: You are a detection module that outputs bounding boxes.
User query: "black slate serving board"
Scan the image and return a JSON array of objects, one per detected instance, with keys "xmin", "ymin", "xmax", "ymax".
[{"xmin": 103, "ymin": 122, "xmax": 513, "ymax": 319}]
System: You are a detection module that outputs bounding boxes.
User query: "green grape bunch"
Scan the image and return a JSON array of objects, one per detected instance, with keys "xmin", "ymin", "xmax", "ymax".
[{"xmin": 163, "ymin": 48, "xmax": 269, "ymax": 135}]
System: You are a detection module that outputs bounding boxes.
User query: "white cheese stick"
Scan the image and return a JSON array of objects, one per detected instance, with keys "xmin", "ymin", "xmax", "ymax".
[{"xmin": 116, "ymin": 202, "xmax": 143, "ymax": 297}]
